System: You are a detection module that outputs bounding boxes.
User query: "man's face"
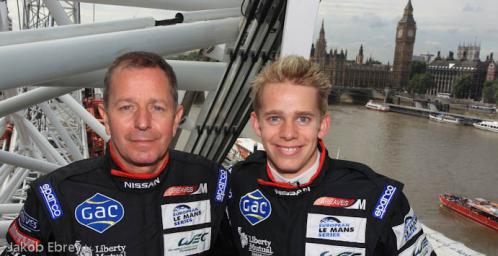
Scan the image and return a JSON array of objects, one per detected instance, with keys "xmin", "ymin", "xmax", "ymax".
[
  {"xmin": 99, "ymin": 67, "xmax": 183, "ymax": 174},
  {"xmin": 251, "ymin": 82, "xmax": 330, "ymax": 178}
]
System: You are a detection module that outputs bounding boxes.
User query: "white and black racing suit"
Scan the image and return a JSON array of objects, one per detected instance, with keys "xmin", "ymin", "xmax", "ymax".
[{"xmin": 226, "ymin": 140, "xmax": 436, "ymax": 256}]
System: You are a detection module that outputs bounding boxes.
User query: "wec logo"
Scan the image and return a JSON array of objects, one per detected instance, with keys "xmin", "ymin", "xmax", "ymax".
[
  {"xmin": 239, "ymin": 190, "xmax": 271, "ymax": 225},
  {"xmin": 75, "ymin": 193, "xmax": 124, "ymax": 233}
]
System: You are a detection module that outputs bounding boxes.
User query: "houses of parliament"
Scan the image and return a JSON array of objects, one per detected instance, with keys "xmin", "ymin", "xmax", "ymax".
[{"xmin": 311, "ymin": 0, "xmax": 416, "ymax": 89}]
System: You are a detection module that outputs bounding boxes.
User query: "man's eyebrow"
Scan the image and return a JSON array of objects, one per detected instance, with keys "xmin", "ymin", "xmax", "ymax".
[
  {"xmin": 295, "ymin": 111, "xmax": 315, "ymax": 116},
  {"xmin": 262, "ymin": 110, "xmax": 283, "ymax": 116}
]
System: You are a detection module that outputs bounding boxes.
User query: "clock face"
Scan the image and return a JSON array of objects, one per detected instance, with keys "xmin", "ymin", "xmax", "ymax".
[
  {"xmin": 408, "ymin": 29, "xmax": 414, "ymax": 37},
  {"xmin": 397, "ymin": 29, "xmax": 403, "ymax": 38}
]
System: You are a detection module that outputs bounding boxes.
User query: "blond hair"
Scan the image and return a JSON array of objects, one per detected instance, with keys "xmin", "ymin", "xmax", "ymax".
[{"xmin": 251, "ymin": 55, "xmax": 331, "ymax": 116}]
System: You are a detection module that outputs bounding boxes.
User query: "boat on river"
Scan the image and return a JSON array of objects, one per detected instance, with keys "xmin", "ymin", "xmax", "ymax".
[
  {"xmin": 429, "ymin": 114, "xmax": 463, "ymax": 125},
  {"xmin": 365, "ymin": 100, "xmax": 390, "ymax": 111},
  {"xmin": 473, "ymin": 121, "xmax": 498, "ymax": 133},
  {"xmin": 439, "ymin": 194, "xmax": 498, "ymax": 231}
]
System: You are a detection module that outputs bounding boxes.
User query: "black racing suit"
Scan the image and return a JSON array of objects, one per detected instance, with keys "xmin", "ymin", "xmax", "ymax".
[
  {"xmin": 227, "ymin": 141, "xmax": 436, "ymax": 256},
  {"xmin": 2, "ymin": 145, "xmax": 229, "ymax": 256}
]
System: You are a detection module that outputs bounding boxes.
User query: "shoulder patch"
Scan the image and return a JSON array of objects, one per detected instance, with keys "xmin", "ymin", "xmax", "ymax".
[
  {"xmin": 372, "ymin": 184, "xmax": 397, "ymax": 220},
  {"xmin": 215, "ymin": 168, "xmax": 228, "ymax": 203},
  {"xmin": 38, "ymin": 182, "xmax": 63, "ymax": 220}
]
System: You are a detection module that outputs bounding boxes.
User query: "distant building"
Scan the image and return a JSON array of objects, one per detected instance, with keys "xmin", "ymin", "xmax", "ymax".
[
  {"xmin": 310, "ymin": 24, "xmax": 391, "ymax": 89},
  {"xmin": 427, "ymin": 49, "xmax": 489, "ymax": 99},
  {"xmin": 311, "ymin": 0, "xmax": 415, "ymax": 90}
]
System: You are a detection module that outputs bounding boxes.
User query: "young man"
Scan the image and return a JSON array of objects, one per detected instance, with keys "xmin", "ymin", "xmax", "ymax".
[
  {"xmin": 227, "ymin": 55, "xmax": 436, "ymax": 255},
  {"xmin": 2, "ymin": 52, "xmax": 229, "ymax": 255}
]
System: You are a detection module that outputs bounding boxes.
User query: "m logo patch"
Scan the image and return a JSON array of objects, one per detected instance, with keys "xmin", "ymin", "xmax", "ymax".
[
  {"xmin": 75, "ymin": 193, "xmax": 124, "ymax": 233},
  {"xmin": 239, "ymin": 190, "xmax": 271, "ymax": 225}
]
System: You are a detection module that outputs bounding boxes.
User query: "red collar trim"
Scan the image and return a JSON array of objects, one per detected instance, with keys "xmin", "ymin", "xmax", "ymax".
[
  {"xmin": 259, "ymin": 140, "xmax": 327, "ymax": 189},
  {"xmin": 109, "ymin": 141, "xmax": 169, "ymax": 180}
]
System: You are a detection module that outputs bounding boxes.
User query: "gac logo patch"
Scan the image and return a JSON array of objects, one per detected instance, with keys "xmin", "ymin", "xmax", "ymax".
[
  {"xmin": 75, "ymin": 193, "xmax": 124, "ymax": 233},
  {"xmin": 239, "ymin": 190, "xmax": 271, "ymax": 226}
]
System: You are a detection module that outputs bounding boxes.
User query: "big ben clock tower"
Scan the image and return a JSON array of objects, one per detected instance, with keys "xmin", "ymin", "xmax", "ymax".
[{"xmin": 393, "ymin": 0, "xmax": 416, "ymax": 88}]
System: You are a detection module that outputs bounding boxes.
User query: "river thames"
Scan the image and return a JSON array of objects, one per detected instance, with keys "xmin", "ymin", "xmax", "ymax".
[{"xmin": 242, "ymin": 104, "xmax": 498, "ymax": 255}]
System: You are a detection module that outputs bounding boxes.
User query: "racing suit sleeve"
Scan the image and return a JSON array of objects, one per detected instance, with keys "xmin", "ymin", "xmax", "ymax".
[
  {"xmin": 1, "ymin": 186, "xmax": 52, "ymax": 256},
  {"xmin": 377, "ymin": 192, "xmax": 436, "ymax": 256}
]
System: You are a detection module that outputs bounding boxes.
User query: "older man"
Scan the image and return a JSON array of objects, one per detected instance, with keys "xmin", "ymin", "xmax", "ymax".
[
  {"xmin": 227, "ymin": 55, "xmax": 436, "ymax": 256},
  {"xmin": 2, "ymin": 52, "xmax": 229, "ymax": 255}
]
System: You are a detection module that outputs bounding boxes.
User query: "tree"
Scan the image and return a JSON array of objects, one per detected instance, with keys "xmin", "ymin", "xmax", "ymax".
[
  {"xmin": 407, "ymin": 73, "xmax": 434, "ymax": 94},
  {"xmin": 452, "ymin": 75, "xmax": 473, "ymax": 99},
  {"xmin": 482, "ymin": 80, "xmax": 498, "ymax": 104},
  {"xmin": 410, "ymin": 61, "xmax": 427, "ymax": 79}
]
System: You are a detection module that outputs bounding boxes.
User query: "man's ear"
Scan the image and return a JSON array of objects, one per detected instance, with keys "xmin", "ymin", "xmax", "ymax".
[
  {"xmin": 98, "ymin": 104, "xmax": 111, "ymax": 135},
  {"xmin": 318, "ymin": 113, "xmax": 330, "ymax": 139},
  {"xmin": 172, "ymin": 105, "xmax": 184, "ymax": 137},
  {"xmin": 250, "ymin": 111, "xmax": 262, "ymax": 138}
]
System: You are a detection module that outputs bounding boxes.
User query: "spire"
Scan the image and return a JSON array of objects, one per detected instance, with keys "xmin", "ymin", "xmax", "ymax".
[
  {"xmin": 320, "ymin": 19, "xmax": 325, "ymax": 38},
  {"xmin": 359, "ymin": 44, "xmax": 364, "ymax": 55},
  {"xmin": 405, "ymin": 0, "xmax": 413, "ymax": 12},
  {"xmin": 399, "ymin": 0, "xmax": 415, "ymax": 24}
]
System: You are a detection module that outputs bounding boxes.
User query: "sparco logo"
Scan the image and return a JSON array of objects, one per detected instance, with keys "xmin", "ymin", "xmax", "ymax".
[
  {"xmin": 373, "ymin": 185, "xmax": 397, "ymax": 220},
  {"xmin": 39, "ymin": 183, "xmax": 63, "ymax": 219},
  {"xmin": 215, "ymin": 169, "xmax": 228, "ymax": 202},
  {"xmin": 124, "ymin": 177, "xmax": 160, "ymax": 189}
]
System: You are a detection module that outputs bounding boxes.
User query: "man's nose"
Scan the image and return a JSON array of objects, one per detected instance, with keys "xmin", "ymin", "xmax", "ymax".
[
  {"xmin": 280, "ymin": 120, "xmax": 298, "ymax": 140},
  {"xmin": 134, "ymin": 107, "xmax": 151, "ymax": 130}
]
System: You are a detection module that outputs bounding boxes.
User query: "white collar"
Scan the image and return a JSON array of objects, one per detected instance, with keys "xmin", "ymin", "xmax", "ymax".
[{"xmin": 268, "ymin": 150, "xmax": 320, "ymax": 186}]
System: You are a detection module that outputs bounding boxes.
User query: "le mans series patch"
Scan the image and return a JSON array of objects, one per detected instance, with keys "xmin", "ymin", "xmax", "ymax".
[
  {"xmin": 38, "ymin": 182, "xmax": 63, "ymax": 220},
  {"xmin": 239, "ymin": 190, "xmax": 272, "ymax": 225},
  {"xmin": 373, "ymin": 184, "xmax": 397, "ymax": 220},
  {"xmin": 75, "ymin": 193, "xmax": 124, "ymax": 233}
]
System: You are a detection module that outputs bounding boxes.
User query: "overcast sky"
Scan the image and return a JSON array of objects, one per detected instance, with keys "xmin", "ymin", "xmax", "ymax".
[
  {"xmin": 6, "ymin": 0, "xmax": 497, "ymax": 64},
  {"xmin": 315, "ymin": 0, "xmax": 498, "ymax": 63}
]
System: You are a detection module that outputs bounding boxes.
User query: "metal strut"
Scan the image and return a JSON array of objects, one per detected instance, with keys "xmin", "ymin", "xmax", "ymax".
[{"xmin": 184, "ymin": 0, "xmax": 286, "ymax": 164}]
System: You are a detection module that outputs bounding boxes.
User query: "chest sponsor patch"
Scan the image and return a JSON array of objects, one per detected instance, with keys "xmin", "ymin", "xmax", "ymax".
[
  {"xmin": 239, "ymin": 189, "xmax": 272, "ymax": 226},
  {"xmin": 163, "ymin": 183, "xmax": 207, "ymax": 197},
  {"xmin": 163, "ymin": 228, "xmax": 211, "ymax": 255},
  {"xmin": 392, "ymin": 208, "xmax": 422, "ymax": 250},
  {"xmin": 314, "ymin": 197, "xmax": 366, "ymax": 210},
  {"xmin": 215, "ymin": 168, "xmax": 228, "ymax": 203},
  {"xmin": 238, "ymin": 227, "xmax": 274, "ymax": 256},
  {"xmin": 75, "ymin": 193, "xmax": 124, "ymax": 233},
  {"xmin": 18, "ymin": 208, "xmax": 39, "ymax": 232},
  {"xmin": 306, "ymin": 214, "xmax": 366, "ymax": 243},
  {"xmin": 305, "ymin": 243, "xmax": 365, "ymax": 256},
  {"xmin": 161, "ymin": 200, "xmax": 211, "ymax": 229},
  {"xmin": 372, "ymin": 184, "xmax": 397, "ymax": 220},
  {"xmin": 72, "ymin": 240, "xmax": 127, "ymax": 256},
  {"xmin": 38, "ymin": 182, "xmax": 63, "ymax": 220}
]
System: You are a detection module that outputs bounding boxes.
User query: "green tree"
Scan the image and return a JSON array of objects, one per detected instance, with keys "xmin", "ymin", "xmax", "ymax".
[
  {"xmin": 452, "ymin": 75, "xmax": 473, "ymax": 99},
  {"xmin": 410, "ymin": 61, "xmax": 427, "ymax": 79},
  {"xmin": 482, "ymin": 80, "xmax": 498, "ymax": 104},
  {"xmin": 407, "ymin": 73, "xmax": 434, "ymax": 94}
]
